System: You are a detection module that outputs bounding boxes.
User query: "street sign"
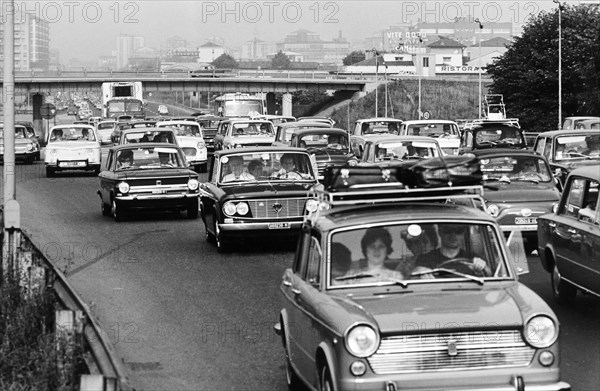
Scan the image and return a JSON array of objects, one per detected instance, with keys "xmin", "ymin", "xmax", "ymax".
[
  {"xmin": 41, "ymin": 103, "xmax": 56, "ymax": 119},
  {"xmin": 422, "ymin": 111, "xmax": 431, "ymax": 120}
]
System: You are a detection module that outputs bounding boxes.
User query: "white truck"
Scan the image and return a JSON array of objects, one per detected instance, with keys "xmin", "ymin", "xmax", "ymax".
[{"xmin": 101, "ymin": 81, "xmax": 145, "ymax": 119}]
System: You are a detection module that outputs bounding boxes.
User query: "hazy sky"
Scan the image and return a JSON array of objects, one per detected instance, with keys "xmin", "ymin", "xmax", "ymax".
[{"xmin": 13, "ymin": 1, "xmax": 574, "ymax": 62}]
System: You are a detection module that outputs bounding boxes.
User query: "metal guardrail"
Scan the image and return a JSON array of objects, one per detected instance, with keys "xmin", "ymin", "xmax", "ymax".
[{"xmin": 17, "ymin": 231, "xmax": 132, "ymax": 391}]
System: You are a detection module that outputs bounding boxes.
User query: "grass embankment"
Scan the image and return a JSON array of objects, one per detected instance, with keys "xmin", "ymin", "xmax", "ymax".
[
  {"xmin": 331, "ymin": 78, "xmax": 491, "ymax": 130},
  {"xmin": 0, "ymin": 275, "xmax": 85, "ymax": 390}
]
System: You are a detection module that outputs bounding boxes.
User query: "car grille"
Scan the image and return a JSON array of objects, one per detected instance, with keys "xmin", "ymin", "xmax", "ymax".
[
  {"xmin": 247, "ymin": 197, "xmax": 307, "ymax": 219},
  {"xmin": 368, "ymin": 330, "xmax": 535, "ymax": 374},
  {"xmin": 182, "ymin": 147, "xmax": 196, "ymax": 156}
]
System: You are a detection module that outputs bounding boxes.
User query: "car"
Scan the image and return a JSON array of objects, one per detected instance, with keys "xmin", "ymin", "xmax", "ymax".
[
  {"xmin": 44, "ymin": 124, "xmax": 101, "ymax": 177},
  {"xmin": 289, "ymin": 128, "xmax": 358, "ymax": 180},
  {"xmin": 158, "ymin": 104, "xmax": 169, "ymax": 115},
  {"xmin": 97, "ymin": 143, "xmax": 199, "ymax": 221},
  {"xmin": 296, "ymin": 116, "xmax": 335, "ymax": 126},
  {"xmin": 358, "ymin": 135, "xmax": 443, "ymax": 165},
  {"xmin": 562, "ymin": 116, "xmax": 600, "ymax": 130},
  {"xmin": 195, "ymin": 115, "xmax": 223, "ymax": 154},
  {"xmin": 213, "ymin": 119, "xmax": 275, "ymax": 151},
  {"xmin": 272, "ymin": 120, "xmax": 332, "ymax": 147},
  {"xmin": 251, "ymin": 114, "xmax": 296, "ymax": 127},
  {"xmin": 88, "ymin": 116, "xmax": 102, "ymax": 126},
  {"xmin": 459, "ymin": 119, "xmax": 527, "ymax": 153},
  {"xmin": 473, "ymin": 148, "xmax": 561, "ymax": 254},
  {"xmin": 575, "ymin": 118, "xmax": 600, "ymax": 130},
  {"xmin": 398, "ymin": 119, "xmax": 461, "ymax": 156},
  {"xmin": 15, "ymin": 120, "xmax": 42, "ymax": 159},
  {"xmin": 0, "ymin": 123, "xmax": 40, "ymax": 164},
  {"xmin": 533, "ymin": 129, "xmax": 600, "ymax": 190},
  {"xmin": 350, "ymin": 117, "xmax": 404, "ymax": 157},
  {"xmin": 156, "ymin": 120, "xmax": 208, "ymax": 172},
  {"xmin": 77, "ymin": 108, "xmax": 93, "ymax": 120},
  {"xmin": 111, "ymin": 120, "xmax": 156, "ymax": 144},
  {"xmin": 538, "ymin": 165, "xmax": 600, "ymax": 304},
  {"xmin": 118, "ymin": 127, "xmax": 178, "ymax": 145},
  {"xmin": 199, "ymin": 147, "xmax": 318, "ymax": 253},
  {"xmin": 96, "ymin": 120, "xmax": 117, "ymax": 145},
  {"xmin": 274, "ymin": 163, "xmax": 570, "ymax": 391}
]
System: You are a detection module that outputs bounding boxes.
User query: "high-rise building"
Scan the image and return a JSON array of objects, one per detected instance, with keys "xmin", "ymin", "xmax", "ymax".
[
  {"xmin": 0, "ymin": 12, "xmax": 50, "ymax": 71},
  {"xmin": 116, "ymin": 34, "xmax": 145, "ymax": 70},
  {"xmin": 280, "ymin": 30, "xmax": 349, "ymax": 65}
]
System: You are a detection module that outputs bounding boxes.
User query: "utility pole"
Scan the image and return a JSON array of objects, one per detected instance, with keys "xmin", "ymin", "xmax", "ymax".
[
  {"xmin": 553, "ymin": 0, "xmax": 563, "ymax": 129},
  {"xmin": 474, "ymin": 18, "xmax": 484, "ymax": 119}
]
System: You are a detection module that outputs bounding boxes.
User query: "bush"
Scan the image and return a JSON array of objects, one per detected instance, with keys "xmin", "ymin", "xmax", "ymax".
[{"xmin": 0, "ymin": 275, "xmax": 86, "ymax": 390}]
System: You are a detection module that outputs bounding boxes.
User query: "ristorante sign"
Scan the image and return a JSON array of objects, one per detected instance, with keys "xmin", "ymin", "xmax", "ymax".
[{"xmin": 437, "ymin": 65, "xmax": 486, "ymax": 74}]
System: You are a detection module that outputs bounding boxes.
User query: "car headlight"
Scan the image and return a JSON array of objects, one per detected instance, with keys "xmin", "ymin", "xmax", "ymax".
[
  {"xmin": 117, "ymin": 181, "xmax": 130, "ymax": 194},
  {"xmin": 26, "ymin": 143, "xmax": 34, "ymax": 151},
  {"xmin": 187, "ymin": 179, "xmax": 199, "ymax": 190},
  {"xmin": 197, "ymin": 141, "xmax": 206, "ymax": 149},
  {"xmin": 487, "ymin": 203, "xmax": 500, "ymax": 217},
  {"xmin": 524, "ymin": 315, "xmax": 558, "ymax": 348},
  {"xmin": 236, "ymin": 202, "xmax": 249, "ymax": 215},
  {"xmin": 223, "ymin": 201, "xmax": 237, "ymax": 216},
  {"xmin": 348, "ymin": 159, "xmax": 358, "ymax": 166},
  {"xmin": 305, "ymin": 199, "xmax": 319, "ymax": 213},
  {"xmin": 234, "ymin": 144, "xmax": 242, "ymax": 149},
  {"xmin": 345, "ymin": 324, "xmax": 379, "ymax": 358}
]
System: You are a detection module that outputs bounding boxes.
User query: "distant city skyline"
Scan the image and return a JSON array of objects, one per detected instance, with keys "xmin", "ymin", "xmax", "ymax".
[{"xmin": 12, "ymin": 1, "xmax": 576, "ymax": 63}]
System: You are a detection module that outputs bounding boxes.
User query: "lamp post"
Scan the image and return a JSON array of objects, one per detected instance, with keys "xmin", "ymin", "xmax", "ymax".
[
  {"xmin": 553, "ymin": 0, "xmax": 563, "ymax": 129},
  {"xmin": 474, "ymin": 18, "xmax": 483, "ymax": 119},
  {"xmin": 367, "ymin": 49, "xmax": 380, "ymax": 117},
  {"xmin": 384, "ymin": 62, "xmax": 388, "ymax": 117},
  {"xmin": 418, "ymin": 36, "xmax": 423, "ymax": 119}
]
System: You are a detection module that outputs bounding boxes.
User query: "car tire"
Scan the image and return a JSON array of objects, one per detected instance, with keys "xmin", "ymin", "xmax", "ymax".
[
  {"xmin": 46, "ymin": 167, "xmax": 55, "ymax": 177},
  {"xmin": 101, "ymin": 198, "xmax": 111, "ymax": 216},
  {"xmin": 187, "ymin": 201, "xmax": 199, "ymax": 219},
  {"xmin": 319, "ymin": 365, "xmax": 333, "ymax": 391},
  {"xmin": 112, "ymin": 199, "xmax": 126, "ymax": 222},
  {"xmin": 551, "ymin": 264, "xmax": 577, "ymax": 304}
]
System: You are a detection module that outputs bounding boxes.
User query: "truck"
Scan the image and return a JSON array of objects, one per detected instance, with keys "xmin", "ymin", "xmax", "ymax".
[
  {"xmin": 101, "ymin": 81, "xmax": 145, "ymax": 119},
  {"xmin": 213, "ymin": 93, "xmax": 266, "ymax": 118}
]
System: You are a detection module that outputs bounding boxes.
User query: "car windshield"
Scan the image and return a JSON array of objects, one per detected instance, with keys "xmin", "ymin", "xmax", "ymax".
[
  {"xmin": 231, "ymin": 122, "xmax": 274, "ymax": 137},
  {"xmin": 49, "ymin": 127, "xmax": 96, "ymax": 142},
  {"xmin": 406, "ymin": 123, "xmax": 459, "ymax": 138},
  {"xmin": 300, "ymin": 133, "xmax": 349, "ymax": 154},
  {"xmin": 329, "ymin": 222, "xmax": 512, "ymax": 288},
  {"xmin": 360, "ymin": 121, "xmax": 401, "ymax": 135},
  {"xmin": 374, "ymin": 140, "xmax": 439, "ymax": 161},
  {"xmin": 218, "ymin": 152, "xmax": 315, "ymax": 183},
  {"xmin": 554, "ymin": 135, "xmax": 600, "ymax": 161},
  {"xmin": 97, "ymin": 122, "xmax": 116, "ymax": 131},
  {"xmin": 162, "ymin": 124, "xmax": 201, "ymax": 137},
  {"xmin": 474, "ymin": 127, "xmax": 523, "ymax": 147},
  {"xmin": 480, "ymin": 156, "xmax": 552, "ymax": 182},
  {"xmin": 123, "ymin": 131, "xmax": 175, "ymax": 144},
  {"xmin": 116, "ymin": 146, "xmax": 185, "ymax": 170}
]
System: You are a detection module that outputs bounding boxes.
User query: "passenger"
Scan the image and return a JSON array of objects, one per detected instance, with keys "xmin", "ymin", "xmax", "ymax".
[
  {"xmin": 222, "ymin": 156, "xmax": 255, "ymax": 182},
  {"xmin": 81, "ymin": 128, "xmax": 90, "ymax": 140},
  {"xmin": 342, "ymin": 227, "xmax": 404, "ymax": 281},
  {"xmin": 53, "ymin": 129, "xmax": 64, "ymax": 141},
  {"xmin": 582, "ymin": 136, "xmax": 600, "ymax": 156},
  {"xmin": 331, "ymin": 242, "xmax": 353, "ymax": 279},
  {"xmin": 247, "ymin": 159, "xmax": 264, "ymax": 179},
  {"xmin": 440, "ymin": 124, "xmax": 452, "ymax": 138},
  {"xmin": 158, "ymin": 152, "xmax": 172, "ymax": 166},
  {"xmin": 276, "ymin": 154, "xmax": 303, "ymax": 180},
  {"xmin": 412, "ymin": 127, "xmax": 421, "ymax": 136},
  {"xmin": 387, "ymin": 122, "xmax": 399, "ymax": 134},
  {"xmin": 156, "ymin": 132, "xmax": 170, "ymax": 143},
  {"xmin": 414, "ymin": 224, "xmax": 490, "ymax": 276},
  {"xmin": 398, "ymin": 225, "xmax": 438, "ymax": 277},
  {"xmin": 361, "ymin": 122, "xmax": 372, "ymax": 135},
  {"xmin": 516, "ymin": 159, "xmax": 542, "ymax": 181},
  {"xmin": 117, "ymin": 150, "xmax": 134, "ymax": 169}
]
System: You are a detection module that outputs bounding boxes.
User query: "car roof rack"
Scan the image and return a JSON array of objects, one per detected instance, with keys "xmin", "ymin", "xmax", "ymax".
[{"xmin": 465, "ymin": 118, "xmax": 520, "ymax": 129}]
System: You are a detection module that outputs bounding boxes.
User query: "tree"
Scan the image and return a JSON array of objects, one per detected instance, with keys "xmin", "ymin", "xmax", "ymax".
[
  {"xmin": 271, "ymin": 51, "xmax": 292, "ymax": 69},
  {"xmin": 343, "ymin": 51, "xmax": 366, "ymax": 66},
  {"xmin": 211, "ymin": 54, "xmax": 239, "ymax": 69},
  {"xmin": 486, "ymin": 4, "xmax": 600, "ymax": 133}
]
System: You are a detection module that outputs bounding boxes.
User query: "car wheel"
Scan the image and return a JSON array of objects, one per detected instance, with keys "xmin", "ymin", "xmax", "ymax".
[
  {"xmin": 46, "ymin": 167, "xmax": 55, "ymax": 177},
  {"xmin": 112, "ymin": 199, "xmax": 126, "ymax": 222},
  {"xmin": 319, "ymin": 365, "xmax": 333, "ymax": 391},
  {"xmin": 215, "ymin": 223, "xmax": 229, "ymax": 253},
  {"xmin": 551, "ymin": 264, "xmax": 577, "ymax": 304},
  {"xmin": 187, "ymin": 201, "xmax": 199, "ymax": 219},
  {"xmin": 101, "ymin": 198, "xmax": 111, "ymax": 216}
]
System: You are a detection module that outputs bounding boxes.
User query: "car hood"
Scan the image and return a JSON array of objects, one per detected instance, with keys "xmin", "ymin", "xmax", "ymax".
[
  {"xmin": 116, "ymin": 168, "xmax": 196, "ymax": 180},
  {"xmin": 231, "ymin": 135, "xmax": 274, "ymax": 144},
  {"xmin": 333, "ymin": 284, "xmax": 538, "ymax": 333},
  {"xmin": 219, "ymin": 181, "xmax": 315, "ymax": 197},
  {"xmin": 482, "ymin": 181, "xmax": 560, "ymax": 203},
  {"xmin": 176, "ymin": 136, "xmax": 204, "ymax": 147},
  {"xmin": 46, "ymin": 141, "xmax": 99, "ymax": 149}
]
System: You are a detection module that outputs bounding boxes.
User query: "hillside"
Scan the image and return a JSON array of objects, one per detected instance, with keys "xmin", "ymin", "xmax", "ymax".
[{"xmin": 329, "ymin": 78, "xmax": 492, "ymax": 130}]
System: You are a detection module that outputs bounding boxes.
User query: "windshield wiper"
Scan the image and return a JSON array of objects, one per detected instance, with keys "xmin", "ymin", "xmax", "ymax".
[
  {"xmin": 335, "ymin": 272, "xmax": 376, "ymax": 281},
  {"xmin": 410, "ymin": 268, "xmax": 484, "ymax": 285}
]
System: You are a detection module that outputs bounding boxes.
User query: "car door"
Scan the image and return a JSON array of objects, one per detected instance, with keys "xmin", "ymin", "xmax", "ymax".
[{"xmin": 213, "ymin": 122, "xmax": 227, "ymax": 151}]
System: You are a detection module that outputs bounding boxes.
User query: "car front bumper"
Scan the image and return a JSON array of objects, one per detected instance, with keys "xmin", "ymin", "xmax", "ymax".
[
  {"xmin": 115, "ymin": 193, "xmax": 198, "ymax": 209},
  {"xmin": 217, "ymin": 220, "xmax": 303, "ymax": 236}
]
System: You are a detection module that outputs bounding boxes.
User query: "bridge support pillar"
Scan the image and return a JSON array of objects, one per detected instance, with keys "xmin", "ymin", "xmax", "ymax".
[
  {"xmin": 31, "ymin": 93, "xmax": 44, "ymax": 143},
  {"xmin": 282, "ymin": 93, "xmax": 292, "ymax": 117}
]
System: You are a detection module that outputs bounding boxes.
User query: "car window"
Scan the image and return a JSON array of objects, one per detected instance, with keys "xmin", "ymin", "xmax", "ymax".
[
  {"xmin": 570, "ymin": 178, "xmax": 600, "ymax": 225},
  {"xmin": 375, "ymin": 141, "xmax": 439, "ymax": 161},
  {"xmin": 563, "ymin": 178, "xmax": 586, "ymax": 218},
  {"xmin": 305, "ymin": 237, "xmax": 322, "ymax": 285},
  {"xmin": 480, "ymin": 156, "xmax": 552, "ymax": 182},
  {"xmin": 218, "ymin": 152, "xmax": 315, "ymax": 183}
]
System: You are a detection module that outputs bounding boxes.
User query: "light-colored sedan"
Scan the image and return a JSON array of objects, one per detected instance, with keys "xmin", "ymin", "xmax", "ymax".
[
  {"xmin": 96, "ymin": 120, "xmax": 117, "ymax": 145},
  {"xmin": 44, "ymin": 124, "xmax": 102, "ymax": 177},
  {"xmin": 156, "ymin": 120, "xmax": 208, "ymax": 172}
]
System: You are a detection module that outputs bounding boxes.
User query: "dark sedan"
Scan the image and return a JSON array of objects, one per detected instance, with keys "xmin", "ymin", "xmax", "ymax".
[
  {"xmin": 199, "ymin": 147, "xmax": 318, "ymax": 253},
  {"xmin": 473, "ymin": 149, "xmax": 561, "ymax": 254},
  {"xmin": 289, "ymin": 128, "xmax": 358, "ymax": 180},
  {"xmin": 538, "ymin": 165, "xmax": 600, "ymax": 304},
  {"xmin": 460, "ymin": 121, "xmax": 527, "ymax": 153},
  {"xmin": 97, "ymin": 143, "xmax": 199, "ymax": 221}
]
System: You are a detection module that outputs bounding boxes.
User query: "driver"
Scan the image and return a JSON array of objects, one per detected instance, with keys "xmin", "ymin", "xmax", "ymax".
[
  {"xmin": 275, "ymin": 154, "xmax": 303, "ymax": 180},
  {"xmin": 414, "ymin": 224, "xmax": 490, "ymax": 276}
]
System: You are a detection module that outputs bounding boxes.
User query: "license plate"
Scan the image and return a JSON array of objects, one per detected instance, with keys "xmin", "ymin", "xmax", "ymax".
[
  {"xmin": 515, "ymin": 217, "xmax": 537, "ymax": 225},
  {"xmin": 152, "ymin": 189, "xmax": 167, "ymax": 194},
  {"xmin": 268, "ymin": 222, "xmax": 291, "ymax": 229},
  {"xmin": 59, "ymin": 161, "xmax": 86, "ymax": 167}
]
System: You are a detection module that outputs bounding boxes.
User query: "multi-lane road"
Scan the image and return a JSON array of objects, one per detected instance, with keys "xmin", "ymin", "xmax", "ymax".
[{"xmin": 3, "ymin": 116, "xmax": 599, "ymax": 390}]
